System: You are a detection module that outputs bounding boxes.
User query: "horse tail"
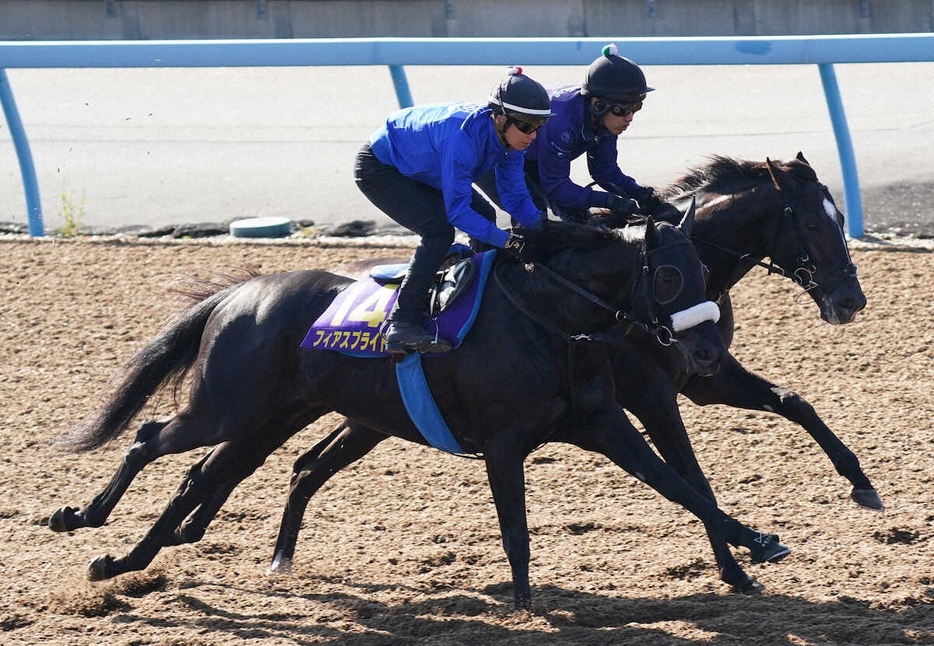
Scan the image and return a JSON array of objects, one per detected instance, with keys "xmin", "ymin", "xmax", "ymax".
[{"xmin": 57, "ymin": 285, "xmax": 234, "ymax": 453}]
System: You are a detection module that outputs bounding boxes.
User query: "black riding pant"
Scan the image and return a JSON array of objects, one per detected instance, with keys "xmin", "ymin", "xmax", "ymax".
[{"xmin": 354, "ymin": 143, "xmax": 497, "ymax": 323}]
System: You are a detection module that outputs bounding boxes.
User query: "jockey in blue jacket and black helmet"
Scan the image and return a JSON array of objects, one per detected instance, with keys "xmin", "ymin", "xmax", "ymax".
[
  {"xmin": 355, "ymin": 67, "xmax": 552, "ymax": 354},
  {"xmin": 477, "ymin": 44, "xmax": 678, "ymax": 224}
]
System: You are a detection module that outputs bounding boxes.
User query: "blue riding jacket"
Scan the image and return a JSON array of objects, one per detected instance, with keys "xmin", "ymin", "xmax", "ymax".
[
  {"xmin": 526, "ymin": 86, "xmax": 642, "ymax": 213},
  {"xmin": 369, "ymin": 103, "xmax": 542, "ymax": 247}
]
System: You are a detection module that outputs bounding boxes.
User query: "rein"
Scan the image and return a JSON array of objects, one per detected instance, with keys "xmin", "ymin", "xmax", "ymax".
[
  {"xmin": 492, "ymin": 257, "xmax": 665, "ymax": 345},
  {"xmin": 492, "ymin": 255, "xmax": 650, "ymax": 454}
]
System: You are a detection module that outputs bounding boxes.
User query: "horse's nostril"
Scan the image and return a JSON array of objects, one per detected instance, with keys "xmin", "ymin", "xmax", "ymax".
[
  {"xmin": 843, "ymin": 296, "xmax": 867, "ymax": 315},
  {"xmin": 693, "ymin": 347, "xmax": 721, "ymax": 367}
]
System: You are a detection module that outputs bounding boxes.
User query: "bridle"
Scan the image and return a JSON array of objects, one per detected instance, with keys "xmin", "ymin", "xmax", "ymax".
[
  {"xmin": 492, "ymin": 233, "xmax": 712, "ymax": 452},
  {"xmin": 690, "ymin": 183, "xmax": 858, "ymax": 297},
  {"xmin": 493, "ymin": 237, "xmax": 699, "ymax": 347}
]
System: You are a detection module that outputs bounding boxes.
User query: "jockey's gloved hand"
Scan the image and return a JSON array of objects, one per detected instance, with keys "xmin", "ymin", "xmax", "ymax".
[
  {"xmin": 635, "ymin": 186, "xmax": 682, "ymax": 222},
  {"xmin": 635, "ymin": 186, "xmax": 662, "ymax": 210},
  {"xmin": 635, "ymin": 186, "xmax": 680, "ymax": 221},
  {"xmin": 504, "ymin": 231, "xmax": 538, "ymax": 263},
  {"xmin": 606, "ymin": 193, "xmax": 638, "ymax": 217}
]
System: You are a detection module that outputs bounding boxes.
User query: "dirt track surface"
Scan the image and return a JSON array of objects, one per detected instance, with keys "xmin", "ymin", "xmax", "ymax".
[{"xmin": 1, "ymin": 237, "xmax": 932, "ymax": 645}]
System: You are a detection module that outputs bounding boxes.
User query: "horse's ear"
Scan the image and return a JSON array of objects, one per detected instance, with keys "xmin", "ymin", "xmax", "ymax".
[
  {"xmin": 766, "ymin": 157, "xmax": 786, "ymax": 192},
  {"xmin": 796, "ymin": 151, "xmax": 810, "ymax": 165},
  {"xmin": 644, "ymin": 215, "xmax": 659, "ymax": 249},
  {"xmin": 678, "ymin": 196, "xmax": 696, "ymax": 238}
]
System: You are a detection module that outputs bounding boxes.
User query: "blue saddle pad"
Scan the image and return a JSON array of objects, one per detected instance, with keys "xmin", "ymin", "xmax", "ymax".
[{"xmin": 301, "ymin": 250, "xmax": 495, "ymax": 357}]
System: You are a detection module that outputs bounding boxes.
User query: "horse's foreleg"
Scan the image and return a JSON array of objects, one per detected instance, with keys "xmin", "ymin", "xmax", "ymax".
[
  {"xmin": 269, "ymin": 419, "xmax": 387, "ymax": 574},
  {"xmin": 632, "ymin": 402, "xmax": 759, "ymax": 593},
  {"xmin": 483, "ymin": 433, "xmax": 532, "ymax": 611},
  {"xmin": 681, "ymin": 352, "xmax": 882, "ymax": 510},
  {"xmin": 579, "ymin": 407, "xmax": 790, "ymax": 569},
  {"xmin": 49, "ymin": 419, "xmax": 168, "ymax": 533}
]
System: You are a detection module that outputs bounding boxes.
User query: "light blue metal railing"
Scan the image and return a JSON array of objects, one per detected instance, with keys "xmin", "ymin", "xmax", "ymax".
[{"xmin": 3, "ymin": 34, "xmax": 934, "ymax": 237}]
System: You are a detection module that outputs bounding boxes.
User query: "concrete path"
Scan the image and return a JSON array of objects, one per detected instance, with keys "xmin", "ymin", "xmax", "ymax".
[{"xmin": 2, "ymin": 62, "xmax": 933, "ymax": 234}]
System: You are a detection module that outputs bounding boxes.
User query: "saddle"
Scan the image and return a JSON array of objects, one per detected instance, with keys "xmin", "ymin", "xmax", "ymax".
[{"xmin": 369, "ymin": 243, "xmax": 476, "ymax": 318}]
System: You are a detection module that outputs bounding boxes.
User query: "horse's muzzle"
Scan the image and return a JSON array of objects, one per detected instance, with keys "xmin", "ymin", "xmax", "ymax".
[
  {"xmin": 821, "ymin": 276, "xmax": 866, "ymax": 325},
  {"xmin": 677, "ymin": 320, "xmax": 724, "ymax": 377}
]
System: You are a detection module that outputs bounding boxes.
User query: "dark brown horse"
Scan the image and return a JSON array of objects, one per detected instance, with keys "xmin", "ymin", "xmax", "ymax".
[
  {"xmin": 48, "ymin": 210, "xmax": 790, "ymax": 610},
  {"xmin": 269, "ymin": 153, "xmax": 870, "ymax": 594}
]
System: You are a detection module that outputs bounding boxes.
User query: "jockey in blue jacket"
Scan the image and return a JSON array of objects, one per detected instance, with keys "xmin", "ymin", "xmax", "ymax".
[
  {"xmin": 477, "ymin": 44, "xmax": 677, "ymax": 224},
  {"xmin": 355, "ymin": 67, "xmax": 552, "ymax": 354}
]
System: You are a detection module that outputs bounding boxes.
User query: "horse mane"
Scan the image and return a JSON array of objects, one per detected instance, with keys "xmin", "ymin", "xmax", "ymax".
[
  {"xmin": 658, "ymin": 154, "xmax": 818, "ymax": 201},
  {"xmin": 529, "ymin": 219, "xmax": 621, "ymax": 254}
]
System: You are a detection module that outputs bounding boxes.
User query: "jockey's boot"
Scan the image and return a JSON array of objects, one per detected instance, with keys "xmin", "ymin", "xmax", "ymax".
[
  {"xmin": 384, "ymin": 257, "xmax": 453, "ymax": 354},
  {"xmin": 384, "ymin": 320, "xmax": 451, "ymax": 354}
]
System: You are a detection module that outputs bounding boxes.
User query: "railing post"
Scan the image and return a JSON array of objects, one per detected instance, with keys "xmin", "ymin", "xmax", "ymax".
[
  {"xmin": 818, "ymin": 63, "xmax": 863, "ymax": 238},
  {"xmin": 388, "ymin": 65, "xmax": 414, "ymax": 108},
  {"xmin": 0, "ymin": 69, "xmax": 43, "ymax": 237}
]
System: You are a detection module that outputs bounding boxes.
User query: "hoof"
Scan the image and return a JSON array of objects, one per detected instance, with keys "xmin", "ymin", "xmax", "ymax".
[
  {"xmin": 267, "ymin": 555, "xmax": 293, "ymax": 576},
  {"xmin": 851, "ymin": 488, "xmax": 884, "ymax": 511},
  {"xmin": 88, "ymin": 554, "xmax": 115, "ymax": 581},
  {"xmin": 747, "ymin": 533, "xmax": 791, "ymax": 564},
  {"xmin": 48, "ymin": 506, "xmax": 79, "ymax": 533},
  {"xmin": 731, "ymin": 577, "xmax": 764, "ymax": 595}
]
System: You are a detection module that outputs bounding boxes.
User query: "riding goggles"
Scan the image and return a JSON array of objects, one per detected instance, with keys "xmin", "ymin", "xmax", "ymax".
[
  {"xmin": 509, "ymin": 117, "xmax": 548, "ymax": 135},
  {"xmin": 607, "ymin": 99, "xmax": 644, "ymax": 117}
]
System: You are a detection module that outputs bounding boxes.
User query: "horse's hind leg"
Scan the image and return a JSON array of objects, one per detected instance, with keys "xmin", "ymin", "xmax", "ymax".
[
  {"xmin": 168, "ymin": 416, "xmax": 344, "ymax": 548},
  {"xmin": 681, "ymin": 352, "xmax": 882, "ymax": 510},
  {"xmin": 89, "ymin": 434, "xmax": 281, "ymax": 581},
  {"xmin": 269, "ymin": 419, "xmax": 388, "ymax": 574},
  {"xmin": 49, "ymin": 419, "xmax": 170, "ymax": 532},
  {"xmin": 167, "ymin": 445, "xmax": 236, "ymax": 546}
]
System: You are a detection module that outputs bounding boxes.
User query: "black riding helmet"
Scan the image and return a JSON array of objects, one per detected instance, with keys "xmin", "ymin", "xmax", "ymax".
[
  {"xmin": 581, "ymin": 44, "xmax": 654, "ymax": 103},
  {"xmin": 488, "ymin": 66, "xmax": 555, "ymax": 123}
]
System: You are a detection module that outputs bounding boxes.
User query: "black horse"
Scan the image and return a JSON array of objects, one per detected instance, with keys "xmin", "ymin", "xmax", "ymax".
[
  {"xmin": 49, "ymin": 210, "xmax": 789, "ymax": 610},
  {"xmin": 269, "ymin": 153, "xmax": 871, "ymax": 594}
]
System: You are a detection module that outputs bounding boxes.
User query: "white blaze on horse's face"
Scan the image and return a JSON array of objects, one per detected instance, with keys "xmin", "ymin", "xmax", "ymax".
[{"xmin": 824, "ymin": 197, "xmax": 839, "ymax": 223}]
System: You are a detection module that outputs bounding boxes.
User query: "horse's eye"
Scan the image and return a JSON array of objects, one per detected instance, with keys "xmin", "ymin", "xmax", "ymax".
[{"xmin": 653, "ymin": 265, "xmax": 684, "ymax": 305}]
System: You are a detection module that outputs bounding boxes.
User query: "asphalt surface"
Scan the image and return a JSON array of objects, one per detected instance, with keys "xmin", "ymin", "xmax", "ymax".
[{"xmin": 2, "ymin": 63, "xmax": 934, "ymax": 237}]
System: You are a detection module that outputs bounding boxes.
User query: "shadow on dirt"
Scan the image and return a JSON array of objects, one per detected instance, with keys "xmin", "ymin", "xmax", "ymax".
[{"xmin": 93, "ymin": 577, "xmax": 933, "ymax": 646}]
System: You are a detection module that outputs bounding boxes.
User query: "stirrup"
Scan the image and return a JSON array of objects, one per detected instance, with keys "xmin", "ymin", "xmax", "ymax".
[
  {"xmin": 421, "ymin": 336, "xmax": 453, "ymax": 354},
  {"xmin": 384, "ymin": 322, "xmax": 452, "ymax": 354}
]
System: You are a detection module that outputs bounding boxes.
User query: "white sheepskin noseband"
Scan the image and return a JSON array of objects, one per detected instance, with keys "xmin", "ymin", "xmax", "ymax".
[{"xmin": 670, "ymin": 301, "xmax": 720, "ymax": 332}]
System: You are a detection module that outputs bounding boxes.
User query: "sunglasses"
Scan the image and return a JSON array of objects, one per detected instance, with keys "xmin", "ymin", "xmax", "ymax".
[
  {"xmin": 607, "ymin": 100, "xmax": 643, "ymax": 117},
  {"xmin": 509, "ymin": 118, "xmax": 547, "ymax": 135}
]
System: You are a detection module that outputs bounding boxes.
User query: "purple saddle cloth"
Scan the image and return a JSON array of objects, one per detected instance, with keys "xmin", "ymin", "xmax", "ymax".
[{"xmin": 301, "ymin": 251, "xmax": 495, "ymax": 358}]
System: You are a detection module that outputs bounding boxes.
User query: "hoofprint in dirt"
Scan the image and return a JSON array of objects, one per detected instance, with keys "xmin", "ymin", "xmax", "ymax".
[{"xmin": 0, "ymin": 237, "xmax": 932, "ymax": 645}]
